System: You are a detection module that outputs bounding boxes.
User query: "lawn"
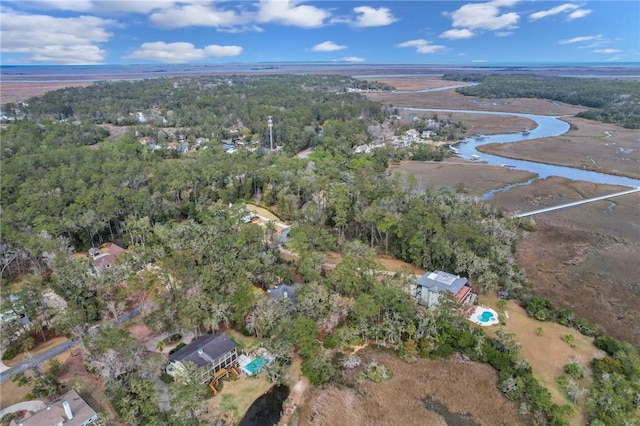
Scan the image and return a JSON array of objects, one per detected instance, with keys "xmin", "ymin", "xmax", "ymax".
[
  {"xmin": 226, "ymin": 329, "xmax": 264, "ymax": 354},
  {"xmin": 480, "ymin": 294, "xmax": 603, "ymax": 425},
  {"xmin": 205, "ymin": 374, "xmax": 273, "ymax": 425}
]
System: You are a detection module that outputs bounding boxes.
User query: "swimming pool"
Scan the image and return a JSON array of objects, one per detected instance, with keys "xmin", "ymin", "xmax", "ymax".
[
  {"xmin": 479, "ymin": 311, "xmax": 495, "ymax": 323},
  {"xmin": 468, "ymin": 307, "xmax": 499, "ymax": 326},
  {"xmin": 244, "ymin": 355, "xmax": 270, "ymax": 375}
]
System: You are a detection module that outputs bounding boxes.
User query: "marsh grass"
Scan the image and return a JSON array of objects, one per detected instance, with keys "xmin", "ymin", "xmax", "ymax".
[{"xmin": 297, "ymin": 350, "xmax": 524, "ymax": 426}]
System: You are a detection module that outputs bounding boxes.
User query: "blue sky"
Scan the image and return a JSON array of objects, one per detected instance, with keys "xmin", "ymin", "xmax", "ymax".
[{"xmin": 1, "ymin": 1, "xmax": 638, "ymax": 65}]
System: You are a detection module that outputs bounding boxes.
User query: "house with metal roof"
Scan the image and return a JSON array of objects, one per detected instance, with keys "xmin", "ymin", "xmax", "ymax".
[
  {"xmin": 415, "ymin": 271, "xmax": 475, "ymax": 308},
  {"xmin": 166, "ymin": 333, "xmax": 238, "ymax": 383},
  {"xmin": 90, "ymin": 243, "xmax": 125, "ymax": 273}
]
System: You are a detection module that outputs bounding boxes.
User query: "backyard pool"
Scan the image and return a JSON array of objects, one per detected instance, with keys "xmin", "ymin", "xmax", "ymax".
[
  {"xmin": 242, "ymin": 355, "xmax": 271, "ymax": 375},
  {"xmin": 479, "ymin": 311, "xmax": 495, "ymax": 323},
  {"xmin": 468, "ymin": 307, "xmax": 499, "ymax": 326}
]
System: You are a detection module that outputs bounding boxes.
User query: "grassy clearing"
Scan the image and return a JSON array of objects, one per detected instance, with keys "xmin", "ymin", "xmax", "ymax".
[
  {"xmin": 246, "ymin": 204, "xmax": 282, "ymax": 222},
  {"xmin": 206, "ymin": 375, "xmax": 273, "ymax": 425},
  {"xmin": 480, "ymin": 295, "xmax": 603, "ymax": 425},
  {"xmin": 226, "ymin": 329, "xmax": 264, "ymax": 354}
]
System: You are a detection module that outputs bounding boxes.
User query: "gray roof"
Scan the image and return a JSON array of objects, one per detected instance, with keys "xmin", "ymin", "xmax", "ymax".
[
  {"xmin": 417, "ymin": 271, "xmax": 468, "ymax": 295},
  {"xmin": 169, "ymin": 333, "xmax": 236, "ymax": 368},
  {"xmin": 267, "ymin": 284, "xmax": 296, "ymax": 302},
  {"xmin": 16, "ymin": 390, "xmax": 97, "ymax": 426},
  {"xmin": 278, "ymin": 226, "xmax": 291, "ymax": 244}
]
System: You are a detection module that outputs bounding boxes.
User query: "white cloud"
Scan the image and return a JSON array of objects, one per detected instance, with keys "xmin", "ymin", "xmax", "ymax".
[
  {"xmin": 559, "ymin": 34, "xmax": 602, "ymax": 44},
  {"xmin": 440, "ymin": 28, "xmax": 475, "ymax": 40},
  {"xmin": 312, "ymin": 41, "xmax": 347, "ymax": 52},
  {"xmin": 567, "ymin": 9, "xmax": 591, "ymax": 20},
  {"xmin": 0, "ymin": 9, "xmax": 116, "ymax": 64},
  {"xmin": 495, "ymin": 31, "xmax": 514, "ymax": 37},
  {"xmin": 125, "ymin": 41, "xmax": 242, "ymax": 63},
  {"xmin": 15, "ymin": 0, "xmax": 94, "ymax": 12},
  {"xmin": 396, "ymin": 39, "xmax": 446, "ymax": 54},
  {"xmin": 341, "ymin": 56, "xmax": 365, "ymax": 62},
  {"xmin": 529, "ymin": 3, "xmax": 579, "ymax": 21},
  {"xmin": 257, "ymin": 0, "xmax": 330, "ymax": 28},
  {"xmin": 149, "ymin": 4, "xmax": 244, "ymax": 29},
  {"xmin": 592, "ymin": 49, "xmax": 621, "ymax": 54},
  {"xmin": 447, "ymin": 0, "xmax": 520, "ymax": 31},
  {"xmin": 13, "ymin": 0, "xmax": 188, "ymax": 14},
  {"xmin": 352, "ymin": 6, "xmax": 397, "ymax": 27}
]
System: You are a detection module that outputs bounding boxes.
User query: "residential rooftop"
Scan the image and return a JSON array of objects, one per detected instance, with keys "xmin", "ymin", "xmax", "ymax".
[
  {"xmin": 417, "ymin": 271, "xmax": 468, "ymax": 296},
  {"xmin": 168, "ymin": 333, "xmax": 236, "ymax": 368}
]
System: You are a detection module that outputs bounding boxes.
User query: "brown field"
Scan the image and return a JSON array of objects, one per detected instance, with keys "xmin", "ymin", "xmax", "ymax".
[
  {"xmin": 1, "ymin": 82, "xmax": 93, "ymax": 103},
  {"xmin": 375, "ymin": 77, "xmax": 467, "ymax": 91},
  {"xmin": 367, "ymin": 83, "xmax": 586, "ymax": 116},
  {"xmin": 388, "ymin": 159, "xmax": 537, "ymax": 197},
  {"xmin": 297, "ymin": 349, "xmax": 524, "ymax": 426},
  {"xmin": 487, "ymin": 177, "xmax": 640, "ymax": 346},
  {"xmin": 479, "ymin": 116, "xmax": 640, "ymax": 179}
]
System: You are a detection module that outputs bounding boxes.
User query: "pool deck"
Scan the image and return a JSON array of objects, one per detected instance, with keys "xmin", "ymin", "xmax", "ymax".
[{"xmin": 467, "ymin": 306, "xmax": 500, "ymax": 326}]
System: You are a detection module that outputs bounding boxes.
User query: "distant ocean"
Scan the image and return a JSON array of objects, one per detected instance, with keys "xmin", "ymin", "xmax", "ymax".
[{"xmin": 2, "ymin": 62, "xmax": 639, "ymax": 83}]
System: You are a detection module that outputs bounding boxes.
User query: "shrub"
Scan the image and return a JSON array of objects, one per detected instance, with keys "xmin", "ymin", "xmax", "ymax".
[
  {"xmin": 2, "ymin": 346, "xmax": 19, "ymax": 360},
  {"xmin": 168, "ymin": 342, "xmax": 186, "ymax": 355},
  {"xmin": 564, "ymin": 363, "xmax": 584, "ymax": 379},
  {"xmin": 159, "ymin": 372, "xmax": 173, "ymax": 384},
  {"xmin": 593, "ymin": 336, "xmax": 623, "ymax": 355},
  {"xmin": 0, "ymin": 413, "xmax": 16, "ymax": 426},
  {"xmin": 573, "ymin": 318, "xmax": 598, "ymax": 337},
  {"xmin": 561, "ymin": 334, "xmax": 576, "ymax": 348},
  {"xmin": 322, "ymin": 333, "xmax": 340, "ymax": 349},
  {"xmin": 525, "ymin": 295, "xmax": 554, "ymax": 321}
]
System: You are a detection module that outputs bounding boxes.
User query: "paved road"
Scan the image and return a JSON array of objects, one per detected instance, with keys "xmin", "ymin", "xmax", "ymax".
[
  {"xmin": 0, "ymin": 307, "xmax": 141, "ymax": 384},
  {"xmin": 0, "ymin": 340, "xmax": 73, "ymax": 384}
]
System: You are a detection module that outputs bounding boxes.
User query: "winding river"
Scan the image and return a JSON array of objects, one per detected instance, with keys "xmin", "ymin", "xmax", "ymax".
[{"xmin": 400, "ymin": 107, "xmax": 640, "ymax": 194}]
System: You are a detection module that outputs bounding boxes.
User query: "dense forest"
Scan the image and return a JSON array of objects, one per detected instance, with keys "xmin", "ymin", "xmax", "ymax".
[
  {"xmin": 443, "ymin": 73, "xmax": 640, "ymax": 129},
  {"xmin": 1, "ymin": 75, "xmax": 638, "ymax": 426}
]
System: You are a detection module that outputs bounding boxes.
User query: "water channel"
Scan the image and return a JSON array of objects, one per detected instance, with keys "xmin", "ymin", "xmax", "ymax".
[{"xmin": 400, "ymin": 107, "xmax": 640, "ymax": 195}]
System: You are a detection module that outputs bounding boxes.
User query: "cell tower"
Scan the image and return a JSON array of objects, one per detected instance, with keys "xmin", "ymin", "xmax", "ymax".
[{"xmin": 267, "ymin": 116, "xmax": 273, "ymax": 151}]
